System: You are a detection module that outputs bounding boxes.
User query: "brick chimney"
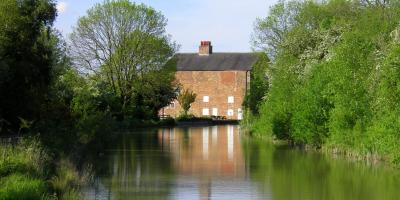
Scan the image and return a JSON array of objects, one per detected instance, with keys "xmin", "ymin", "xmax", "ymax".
[{"xmin": 199, "ymin": 41, "xmax": 212, "ymax": 55}]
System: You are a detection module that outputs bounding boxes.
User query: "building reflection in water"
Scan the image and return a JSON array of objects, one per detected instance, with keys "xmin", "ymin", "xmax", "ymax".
[
  {"xmin": 85, "ymin": 125, "xmax": 400, "ymax": 200},
  {"xmin": 157, "ymin": 125, "xmax": 248, "ymax": 199},
  {"xmin": 85, "ymin": 125, "xmax": 261, "ymax": 200},
  {"xmin": 158, "ymin": 125, "xmax": 245, "ymax": 178}
]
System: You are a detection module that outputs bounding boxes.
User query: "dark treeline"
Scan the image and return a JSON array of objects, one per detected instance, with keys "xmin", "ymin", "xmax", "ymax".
[
  {"xmin": 245, "ymin": 0, "xmax": 400, "ymax": 164},
  {"xmin": 0, "ymin": 0, "xmax": 177, "ymax": 199},
  {"xmin": 0, "ymin": 0, "xmax": 177, "ymax": 136}
]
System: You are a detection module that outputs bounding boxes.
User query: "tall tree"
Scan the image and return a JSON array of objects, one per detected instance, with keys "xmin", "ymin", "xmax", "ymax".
[
  {"xmin": 70, "ymin": 0, "xmax": 178, "ymax": 117},
  {"xmin": 243, "ymin": 53, "xmax": 270, "ymax": 115},
  {"xmin": 0, "ymin": 0, "xmax": 57, "ymax": 129},
  {"xmin": 251, "ymin": 0, "xmax": 302, "ymax": 59}
]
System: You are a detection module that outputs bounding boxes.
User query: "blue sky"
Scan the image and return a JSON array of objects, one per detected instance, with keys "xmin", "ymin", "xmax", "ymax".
[{"xmin": 55, "ymin": 0, "xmax": 278, "ymax": 52}]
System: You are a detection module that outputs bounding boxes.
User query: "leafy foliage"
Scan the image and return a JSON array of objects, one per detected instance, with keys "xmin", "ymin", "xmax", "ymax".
[
  {"xmin": 177, "ymin": 88, "xmax": 197, "ymax": 116},
  {"xmin": 250, "ymin": 0, "xmax": 400, "ymax": 163},
  {"xmin": 69, "ymin": 0, "xmax": 178, "ymax": 119},
  {"xmin": 243, "ymin": 53, "xmax": 270, "ymax": 115},
  {"xmin": 0, "ymin": 0, "xmax": 57, "ymax": 128}
]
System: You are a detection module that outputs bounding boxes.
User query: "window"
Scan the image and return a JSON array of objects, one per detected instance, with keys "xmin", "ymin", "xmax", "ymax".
[
  {"xmin": 228, "ymin": 96, "xmax": 234, "ymax": 103},
  {"xmin": 227, "ymin": 109, "xmax": 234, "ymax": 116},
  {"xmin": 203, "ymin": 96, "xmax": 209, "ymax": 102},
  {"xmin": 168, "ymin": 102, "xmax": 175, "ymax": 109},
  {"xmin": 202, "ymin": 108, "xmax": 209, "ymax": 116},
  {"xmin": 212, "ymin": 108, "xmax": 218, "ymax": 116}
]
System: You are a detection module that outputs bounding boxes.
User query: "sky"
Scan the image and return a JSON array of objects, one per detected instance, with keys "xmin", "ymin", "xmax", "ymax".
[{"xmin": 54, "ymin": 0, "xmax": 278, "ymax": 53}]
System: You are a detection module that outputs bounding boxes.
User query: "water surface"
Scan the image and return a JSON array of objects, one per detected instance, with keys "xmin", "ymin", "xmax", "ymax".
[{"xmin": 84, "ymin": 125, "xmax": 400, "ymax": 200}]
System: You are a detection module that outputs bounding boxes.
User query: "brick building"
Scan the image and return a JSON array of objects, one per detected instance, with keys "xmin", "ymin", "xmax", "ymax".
[{"xmin": 161, "ymin": 41, "xmax": 257, "ymax": 120}]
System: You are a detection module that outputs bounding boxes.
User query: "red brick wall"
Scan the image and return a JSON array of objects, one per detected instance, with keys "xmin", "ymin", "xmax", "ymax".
[{"xmin": 161, "ymin": 70, "xmax": 249, "ymax": 120}]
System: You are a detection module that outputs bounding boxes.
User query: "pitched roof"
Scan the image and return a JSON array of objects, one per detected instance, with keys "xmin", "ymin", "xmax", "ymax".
[{"xmin": 176, "ymin": 53, "xmax": 257, "ymax": 71}]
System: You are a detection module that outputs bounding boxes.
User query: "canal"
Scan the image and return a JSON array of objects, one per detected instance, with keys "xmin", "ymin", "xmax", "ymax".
[{"xmin": 84, "ymin": 125, "xmax": 400, "ymax": 200}]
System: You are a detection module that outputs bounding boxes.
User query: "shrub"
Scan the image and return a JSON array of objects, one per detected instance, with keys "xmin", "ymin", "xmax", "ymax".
[{"xmin": 177, "ymin": 89, "xmax": 197, "ymax": 116}]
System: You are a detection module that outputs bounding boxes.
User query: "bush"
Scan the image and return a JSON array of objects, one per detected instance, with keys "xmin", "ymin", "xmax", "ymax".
[
  {"xmin": 176, "ymin": 114, "xmax": 212, "ymax": 122},
  {"xmin": 158, "ymin": 117, "xmax": 176, "ymax": 126}
]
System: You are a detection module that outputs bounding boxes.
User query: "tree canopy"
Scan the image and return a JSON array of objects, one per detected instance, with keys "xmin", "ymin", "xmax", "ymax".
[
  {"xmin": 0, "ymin": 0, "xmax": 58, "ymax": 127},
  {"xmin": 177, "ymin": 88, "xmax": 197, "ymax": 116},
  {"xmin": 250, "ymin": 0, "xmax": 400, "ymax": 163},
  {"xmin": 70, "ymin": 0, "xmax": 178, "ymax": 119},
  {"xmin": 243, "ymin": 53, "xmax": 270, "ymax": 115}
]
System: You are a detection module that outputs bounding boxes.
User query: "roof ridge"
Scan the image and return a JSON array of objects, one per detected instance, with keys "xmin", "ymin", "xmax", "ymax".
[{"xmin": 176, "ymin": 53, "xmax": 257, "ymax": 71}]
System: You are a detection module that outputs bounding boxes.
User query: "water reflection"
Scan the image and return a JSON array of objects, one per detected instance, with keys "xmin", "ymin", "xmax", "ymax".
[
  {"xmin": 159, "ymin": 126, "xmax": 244, "ymax": 178},
  {"xmin": 84, "ymin": 129, "xmax": 175, "ymax": 200},
  {"xmin": 242, "ymin": 139, "xmax": 400, "ymax": 200},
  {"xmin": 85, "ymin": 125, "xmax": 400, "ymax": 200}
]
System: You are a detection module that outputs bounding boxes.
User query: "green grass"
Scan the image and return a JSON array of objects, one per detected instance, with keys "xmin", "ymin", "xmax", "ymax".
[
  {"xmin": 0, "ymin": 174, "xmax": 51, "ymax": 200},
  {"xmin": 50, "ymin": 158, "xmax": 89, "ymax": 199},
  {"xmin": 0, "ymin": 139, "xmax": 86, "ymax": 200},
  {"xmin": 0, "ymin": 140, "xmax": 49, "ymax": 178},
  {"xmin": 0, "ymin": 140, "xmax": 52, "ymax": 200}
]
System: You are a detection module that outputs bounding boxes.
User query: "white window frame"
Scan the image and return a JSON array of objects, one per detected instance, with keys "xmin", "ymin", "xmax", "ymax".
[
  {"xmin": 228, "ymin": 96, "xmax": 234, "ymax": 103},
  {"xmin": 203, "ymin": 96, "xmax": 209, "ymax": 103},
  {"xmin": 212, "ymin": 108, "xmax": 218, "ymax": 116},
  {"xmin": 227, "ymin": 109, "xmax": 234, "ymax": 116},
  {"xmin": 202, "ymin": 108, "xmax": 210, "ymax": 116}
]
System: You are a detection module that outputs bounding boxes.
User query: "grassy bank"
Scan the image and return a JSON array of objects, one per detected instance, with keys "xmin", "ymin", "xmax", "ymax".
[
  {"xmin": 0, "ymin": 139, "xmax": 88, "ymax": 200},
  {"xmin": 242, "ymin": 118, "xmax": 392, "ymax": 166},
  {"xmin": 0, "ymin": 114, "xmax": 177, "ymax": 200}
]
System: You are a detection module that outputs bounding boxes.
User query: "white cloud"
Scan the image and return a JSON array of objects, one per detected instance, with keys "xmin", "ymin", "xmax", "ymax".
[{"xmin": 56, "ymin": 2, "xmax": 68, "ymax": 14}]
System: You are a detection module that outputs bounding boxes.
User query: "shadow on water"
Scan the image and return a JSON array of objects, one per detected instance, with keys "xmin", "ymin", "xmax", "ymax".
[{"xmin": 84, "ymin": 125, "xmax": 400, "ymax": 200}]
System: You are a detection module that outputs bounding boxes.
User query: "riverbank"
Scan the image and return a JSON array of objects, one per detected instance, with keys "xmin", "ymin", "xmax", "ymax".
[
  {"xmin": 115, "ymin": 116, "xmax": 239, "ymax": 128},
  {"xmin": 0, "ymin": 114, "xmax": 117, "ymax": 199},
  {"xmin": 241, "ymin": 116, "xmax": 391, "ymax": 166},
  {"xmin": 0, "ymin": 138, "xmax": 87, "ymax": 199},
  {"xmin": 243, "ymin": 127, "xmax": 391, "ymax": 167}
]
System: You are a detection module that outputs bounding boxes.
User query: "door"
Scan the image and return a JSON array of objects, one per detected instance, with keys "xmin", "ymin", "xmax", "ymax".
[
  {"xmin": 212, "ymin": 108, "xmax": 218, "ymax": 116},
  {"xmin": 237, "ymin": 108, "xmax": 243, "ymax": 120}
]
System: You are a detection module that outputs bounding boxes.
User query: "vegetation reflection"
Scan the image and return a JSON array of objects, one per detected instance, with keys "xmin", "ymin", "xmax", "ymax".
[
  {"xmin": 89, "ymin": 130, "xmax": 175, "ymax": 200},
  {"xmin": 243, "ymin": 139, "xmax": 400, "ymax": 200}
]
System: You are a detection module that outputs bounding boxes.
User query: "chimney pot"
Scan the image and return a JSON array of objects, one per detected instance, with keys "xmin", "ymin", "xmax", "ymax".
[{"xmin": 199, "ymin": 40, "xmax": 212, "ymax": 55}]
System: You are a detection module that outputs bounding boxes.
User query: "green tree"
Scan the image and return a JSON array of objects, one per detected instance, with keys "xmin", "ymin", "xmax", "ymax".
[
  {"xmin": 0, "ymin": 0, "xmax": 57, "ymax": 129},
  {"xmin": 252, "ymin": 0, "xmax": 302, "ymax": 59},
  {"xmin": 244, "ymin": 53, "xmax": 270, "ymax": 115},
  {"xmin": 250, "ymin": 0, "xmax": 400, "ymax": 162},
  {"xmin": 70, "ymin": 0, "xmax": 178, "ymax": 119},
  {"xmin": 177, "ymin": 89, "xmax": 196, "ymax": 116}
]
